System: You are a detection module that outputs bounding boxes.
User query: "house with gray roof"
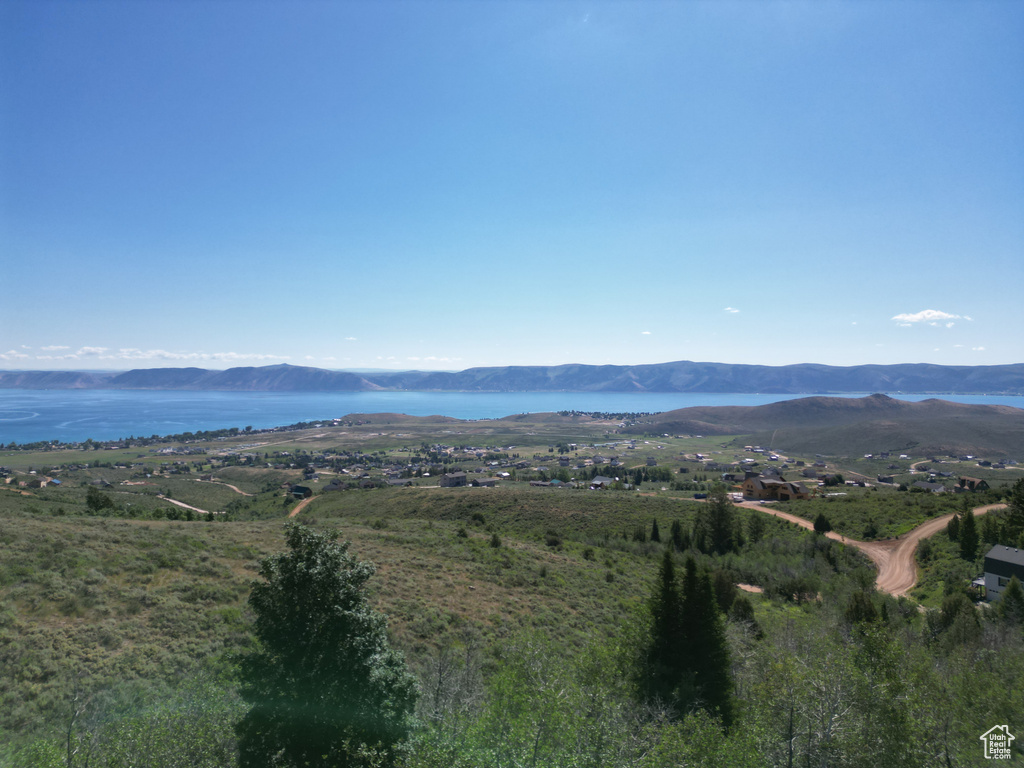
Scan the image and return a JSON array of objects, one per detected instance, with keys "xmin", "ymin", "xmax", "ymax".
[{"xmin": 984, "ymin": 545, "xmax": 1024, "ymax": 601}]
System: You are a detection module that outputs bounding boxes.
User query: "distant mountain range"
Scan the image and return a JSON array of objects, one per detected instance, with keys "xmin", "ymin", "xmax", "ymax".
[
  {"xmin": 622, "ymin": 393, "xmax": 1024, "ymax": 458},
  {"xmin": 0, "ymin": 361, "xmax": 1022, "ymax": 394}
]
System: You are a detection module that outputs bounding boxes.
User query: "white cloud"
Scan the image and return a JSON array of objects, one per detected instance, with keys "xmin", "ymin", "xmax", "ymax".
[
  {"xmin": 724, "ymin": 307, "xmax": 740, "ymax": 313},
  {"xmin": 345, "ymin": 337, "xmax": 357, "ymax": 342},
  {"xmin": 891, "ymin": 309, "xmax": 968, "ymax": 326},
  {"xmin": 27, "ymin": 347, "xmax": 291, "ymax": 364},
  {"xmin": 40, "ymin": 345, "xmax": 70, "ymax": 351},
  {"xmin": 973, "ymin": 346, "xmax": 986, "ymax": 351},
  {"xmin": 641, "ymin": 331, "xmax": 651, "ymax": 335},
  {"xmin": 0, "ymin": 349, "xmax": 30, "ymax": 361}
]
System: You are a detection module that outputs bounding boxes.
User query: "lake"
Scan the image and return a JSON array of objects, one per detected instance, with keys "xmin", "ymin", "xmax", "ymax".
[{"xmin": 1, "ymin": 389, "xmax": 1022, "ymax": 445}]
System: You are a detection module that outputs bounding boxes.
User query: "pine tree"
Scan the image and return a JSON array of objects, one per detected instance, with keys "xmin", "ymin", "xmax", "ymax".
[
  {"xmin": 946, "ymin": 513, "xmax": 961, "ymax": 542},
  {"xmin": 651, "ymin": 518, "xmax": 661, "ymax": 543},
  {"xmin": 680, "ymin": 558, "xmax": 734, "ymax": 727},
  {"xmin": 1004, "ymin": 479, "xmax": 1024, "ymax": 544},
  {"xmin": 640, "ymin": 555, "xmax": 734, "ymax": 727},
  {"xmin": 813, "ymin": 512, "xmax": 832, "ymax": 534},
  {"xmin": 845, "ymin": 590, "xmax": 879, "ymax": 624},
  {"xmin": 644, "ymin": 549, "xmax": 683, "ymax": 705},
  {"xmin": 236, "ymin": 524, "xmax": 418, "ymax": 768},
  {"xmin": 691, "ymin": 505, "xmax": 711, "ymax": 553},
  {"xmin": 999, "ymin": 575, "xmax": 1024, "ymax": 625},
  {"xmin": 707, "ymin": 487, "xmax": 736, "ymax": 554},
  {"xmin": 960, "ymin": 509, "xmax": 979, "ymax": 561},
  {"xmin": 670, "ymin": 519, "xmax": 685, "ymax": 551}
]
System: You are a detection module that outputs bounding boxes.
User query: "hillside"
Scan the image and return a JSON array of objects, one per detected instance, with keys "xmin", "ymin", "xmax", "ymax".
[
  {"xmin": 625, "ymin": 393, "xmax": 1024, "ymax": 458},
  {"xmin": 1, "ymin": 360, "xmax": 1023, "ymax": 393}
]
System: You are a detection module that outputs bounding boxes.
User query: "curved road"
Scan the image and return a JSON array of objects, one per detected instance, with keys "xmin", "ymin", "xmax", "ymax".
[
  {"xmin": 736, "ymin": 500, "xmax": 1006, "ymax": 597},
  {"xmin": 288, "ymin": 495, "xmax": 317, "ymax": 518}
]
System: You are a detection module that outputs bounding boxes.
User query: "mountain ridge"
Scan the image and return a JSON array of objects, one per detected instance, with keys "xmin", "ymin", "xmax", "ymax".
[{"xmin": 0, "ymin": 361, "xmax": 1022, "ymax": 394}]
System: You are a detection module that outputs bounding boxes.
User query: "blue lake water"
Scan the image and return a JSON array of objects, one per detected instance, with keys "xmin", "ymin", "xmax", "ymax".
[{"xmin": 0, "ymin": 389, "xmax": 1021, "ymax": 445}]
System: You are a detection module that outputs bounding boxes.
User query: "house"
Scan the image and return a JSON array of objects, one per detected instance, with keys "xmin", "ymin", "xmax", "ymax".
[
  {"xmin": 912, "ymin": 481, "xmax": 946, "ymax": 493},
  {"xmin": 742, "ymin": 476, "xmax": 810, "ymax": 501},
  {"xmin": 590, "ymin": 475, "xmax": 618, "ymax": 489},
  {"xmin": 877, "ymin": 475, "xmax": 895, "ymax": 484},
  {"xmin": 983, "ymin": 545, "xmax": 1024, "ymax": 601},
  {"xmin": 471, "ymin": 477, "xmax": 497, "ymax": 487},
  {"xmin": 290, "ymin": 485, "xmax": 312, "ymax": 499},
  {"xmin": 440, "ymin": 472, "xmax": 467, "ymax": 488},
  {"xmin": 957, "ymin": 477, "xmax": 990, "ymax": 492}
]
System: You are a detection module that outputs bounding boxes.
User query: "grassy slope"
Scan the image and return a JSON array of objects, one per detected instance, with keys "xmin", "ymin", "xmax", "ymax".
[
  {"xmin": 1, "ymin": 412, "xmax": 1019, "ymax": 748},
  {"xmin": 1, "ymin": 480, "xmax": 862, "ymax": 744}
]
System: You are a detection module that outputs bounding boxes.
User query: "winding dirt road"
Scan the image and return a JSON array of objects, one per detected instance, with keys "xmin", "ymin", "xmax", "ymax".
[
  {"xmin": 737, "ymin": 500, "xmax": 1006, "ymax": 597},
  {"xmin": 287, "ymin": 495, "xmax": 317, "ymax": 518}
]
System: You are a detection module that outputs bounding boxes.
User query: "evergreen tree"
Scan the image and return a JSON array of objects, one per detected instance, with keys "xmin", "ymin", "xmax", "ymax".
[
  {"xmin": 644, "ymin": 549, "xmax": 683, "ymax": 705},
  {"xmin": 680, "ymin": 558, "xmax": 734, "ymax": 727},
  {"xmin": 999, "ymin": 575, "xmax": 1024, "ymax": 625},
  {"xmin": 845, "ymin": 590, "xmax": 878, "ymax": 625},
  {"xmin": 746, "ymin": 510, "xmax": 766, "ymax": 544},
  {"xmin": 813, "ymin": 512, "xmax": 832, "ymax": 535},
  {"xmin": 946, "ymin": 513, "xmax": 961, "ymax": 542},
  {"xmin": 959, "ymin": 510, "xmax": 978, "ymax": 561},
  {"xmin": 1004, "ymin": 479, "xmax": 1024, "ymax": 544},
  {"xmin": 640, "ymin": 555, "xmax": 734, "ymax": 727},
  {"xmin": 981, "ymin": 512, "xmax": 1000, "ymax": 544},
  {"xmin": 706, "ymin": 487, "xmax": 736, "ymax": 555},
  {"xmin": 651, "ymin": 518, "xmax": 661, "ymax": 543},
  {"xmin": 670, "ymin": 518, "xmax": 685, "ymax": 551},
  {"xmin": 85, "ymin": 485, "xmax": 115, "ymax": 513},
  {"xmin": 236, "ymin": 524, "xmax": 418, "ymax": 768},
  {"xmin": 691, "ymin": 505, "xmax": 711, "ymax": 553}
]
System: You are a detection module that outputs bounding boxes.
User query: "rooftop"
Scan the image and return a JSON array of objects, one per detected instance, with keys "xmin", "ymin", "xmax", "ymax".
[{"xmin": 985, "ymin": 545, "xmax": 1024, "ymax": 569}]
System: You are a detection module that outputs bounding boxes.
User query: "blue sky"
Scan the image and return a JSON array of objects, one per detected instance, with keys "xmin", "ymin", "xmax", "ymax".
[{"xmin": 2, "ymin": 0, "xmax": 1022, "ymax": 372}]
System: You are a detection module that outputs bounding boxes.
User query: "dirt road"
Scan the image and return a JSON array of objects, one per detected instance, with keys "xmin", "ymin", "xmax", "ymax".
[
  {"xmin": 737, "ymin": 500, "xmax": 1006, "ymax": 597},
  {"xmin": 157, "ymin": 495, "xmax": 216, "ymax": 516},
  {"xmin": 194, "ymin": 478, "xmax": 253, "ymax": 496},
  {"xmin": 288, "ymin": 495, "xmax": 317, "ymax": 518}
]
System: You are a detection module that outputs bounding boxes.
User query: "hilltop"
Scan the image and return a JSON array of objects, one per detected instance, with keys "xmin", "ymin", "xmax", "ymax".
[
  {"xmin": 1, "ymin": 360, "xmax": 1023, "ymax": 394},
  {"xmin": 625, "ymin": 393, "xmax": 1024, "ymax": 458}
]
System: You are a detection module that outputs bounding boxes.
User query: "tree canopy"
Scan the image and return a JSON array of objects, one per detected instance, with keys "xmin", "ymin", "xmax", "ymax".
[
  {"xmin": 236, "ymin": 524, "xmax": 418, "ymax": 768},
  {"xmin": 640, "ymin": 552, "xmax": 734, "ymax": 727}
]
